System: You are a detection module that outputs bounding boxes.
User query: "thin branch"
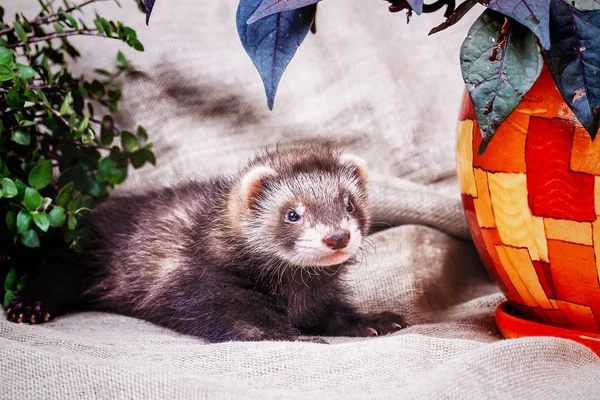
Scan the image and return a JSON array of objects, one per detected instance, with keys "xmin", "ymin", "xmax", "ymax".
[
  {"xmin": 0, "ymin": 84, "xmax": 68, "ymax": 94},
  {"xmin": 5, "ymin": 29, "xmax": 119, "ymax": 49},
  {"xmin": 40, "ymin": 103, "xmax": 80, "ymax": 131},
  {"xmin": 0, "ymin": 0, "xmax": 111, "ymax": 36}
]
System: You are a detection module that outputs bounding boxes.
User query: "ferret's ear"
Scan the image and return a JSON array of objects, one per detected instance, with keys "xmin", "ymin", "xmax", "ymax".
[
  {"xmin": 239, "ymin": 166, "xmax": 278, "ymax": 209},
  {"xmin": 340, "ymin": 153, "xmax": 368, "ymax": 187}
]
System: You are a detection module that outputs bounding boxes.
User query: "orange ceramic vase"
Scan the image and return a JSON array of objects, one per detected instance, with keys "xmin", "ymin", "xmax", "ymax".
[{"xmin": 457, "ymin": 65, "xmax": 600, "ymax": 355}]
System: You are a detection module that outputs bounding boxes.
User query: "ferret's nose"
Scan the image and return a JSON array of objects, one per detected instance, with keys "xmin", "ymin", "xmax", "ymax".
[{"xmin": 322, "ymin": 230, "xmax": 351, "ymax": 250}]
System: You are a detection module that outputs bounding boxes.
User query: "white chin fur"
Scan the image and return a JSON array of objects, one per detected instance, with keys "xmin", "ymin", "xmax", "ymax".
[{"xmin": 286, "ymin": 220, "xmax": 362, "ymax": 267}]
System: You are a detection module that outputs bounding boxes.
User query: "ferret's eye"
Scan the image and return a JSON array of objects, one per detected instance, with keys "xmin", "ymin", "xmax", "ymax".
[
  {"xmin": 346, "ymin": 199, "xmax": 355, "ymax": 213},
  {"xmin": 285, "ymin": 210, "xmax": 302, "ymax": 223}
]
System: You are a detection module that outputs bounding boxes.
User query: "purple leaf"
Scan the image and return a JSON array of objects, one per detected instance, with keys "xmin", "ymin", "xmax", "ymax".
[
  {"xmin": 247, "ymin": 0, "xmax": 321, "ymax": 24},
  {"xmin": 487, "ymin": 0, "xmax": 551, "ymax": 49},
  {"xmin": 407, "ymin": 0, "xmax": 423, "ymax": 15},
  {"xmin": 545, "ymin": 0, "xmax": 600, "ymax": 138},
  {"xmin": 144, "ymin": 0, "xmax": 156, "ymax": 25},
  {"xmin": 237, "ymin": 0, "xmax": 316, "ymax": 109}
]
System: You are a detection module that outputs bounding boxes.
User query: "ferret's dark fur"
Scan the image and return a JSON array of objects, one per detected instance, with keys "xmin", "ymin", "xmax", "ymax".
[{"xmin": 7, "ymin": 146, "xmax": 406, "ymax": 342}]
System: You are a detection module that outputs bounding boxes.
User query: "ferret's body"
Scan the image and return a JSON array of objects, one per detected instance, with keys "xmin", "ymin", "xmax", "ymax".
[{"xmin": 8, "ymin": 146, "xmax": 405, "ymax": 342}]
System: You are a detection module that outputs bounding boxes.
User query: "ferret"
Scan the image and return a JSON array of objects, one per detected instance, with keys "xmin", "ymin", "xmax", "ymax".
[{"xmin": 6, "ymin": 146, "xmax": 406, "ymax": 342}]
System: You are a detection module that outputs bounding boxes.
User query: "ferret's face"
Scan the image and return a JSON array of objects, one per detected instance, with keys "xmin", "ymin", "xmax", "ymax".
[{"xmin": 237, "ymin": 152, "xmax": 369, "ymax": 268}]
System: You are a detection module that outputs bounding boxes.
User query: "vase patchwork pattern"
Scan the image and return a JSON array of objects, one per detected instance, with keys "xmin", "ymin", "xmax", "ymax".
[{"xmin": 457, "ymin": 66, "xmax": 600, "ymax": 333}]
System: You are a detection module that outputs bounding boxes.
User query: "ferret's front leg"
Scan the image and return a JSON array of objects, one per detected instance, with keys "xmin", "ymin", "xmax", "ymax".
[{"xmin": 300, "ymin": 299, "xmax": 407, "ymax": 338}]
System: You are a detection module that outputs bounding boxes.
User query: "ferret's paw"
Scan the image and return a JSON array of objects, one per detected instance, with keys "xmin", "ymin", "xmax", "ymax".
[
  {"xmin": 354, "ymin": 311, "xmax": 408, "ymax": 337},
  {"xmin": 6, "ymin": 295, "xmax": 52, "ymax": 325}
]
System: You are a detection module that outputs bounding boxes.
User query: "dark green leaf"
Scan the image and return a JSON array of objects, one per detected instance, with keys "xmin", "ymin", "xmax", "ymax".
[
  {"xmin": 24, "ymin": 187, "xmax": 43, "ymax": 211},
  {"xmin": 28, "ymin": 160, "xmax": 53, "ymax": 189},
  {"xmin": 68, "ymin": 213, "xmax": 77, "ymax": 230},
  {"xmin": 4, "ymin": 268, "xmax": 16, "ymax": 291},
  {"xmin": 48, "ymin": 206, "xmax": 66, "ymax": 227},
  {"xmin": 4, "ymin": 290, "xmax": 15, "ymax": 309},
  {"xmin": 1, "ymin": 177, "xmax": 18, "ymax": 198},
  {"xmin": 545, "ymin": 1, "xmax": 600, "ymax": 138},
  {"xmin": 32, "ymin": 211, "xmax": 50, "ymax": 232},
  {"xmin": 0, "ymin": 47, "xmax": 13, "ymax": 65},
  {"xmin": 0, "ymin": 65, "xmax": 15, "ymax": 81},
  {"xmin": 6, "ymin": 211, "xmax": 16, "ymax": 231},
  {"xmin": 21, "ymin": 229, "xmax": 40, "ymax": 248},
  {"xmin": 461, "ymin": 10, "xmax": 543, "ymax": 153},
  {"xmin": 15, "ymin": 180, "xmax": 26, "ymax": 201},
  {"xmin": 12, "ymin": 130, "xmax": 30, "ymax": 146},
  {"xmin": 101, "ymin": 115, "xmax": 115, "ymax": 146},
  {"xmin": 56, "ymin": 182, "xmax": 74, "ymax": 208},
  {"xmin": 58, "ymin": 165, "xmax": 89, "ymax": 193},
  {"xmin": 130, "ymin": 148, "xmax": 155, "ymax": 168},
  {"xmin": 487, "ymin": 0, "xmax": 551, "ymax": 50},
  {"xmin": 15, "ymin": 63, "xmax": 35, "ymax": 79},
  {"xmin": 16, "ymin": 209, "xmax": 32, "ymax": 233},
  {"xmin": 121, "ymin": 130, "xmax": 137, "ymax": 151},
  {"xmin": 36, "ymin": 88, "xmax": 50, "ymax": 107}
]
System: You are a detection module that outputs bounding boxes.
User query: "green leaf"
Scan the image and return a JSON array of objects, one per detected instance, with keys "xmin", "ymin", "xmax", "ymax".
[
  {"xmin": 98, "ymin": 158, "xmax": 127, "ymax": 184},
  {"xmin": 56, "ymin": 182, "xmax": 74, "ymax": 208},
  {"xmin": 53, "ymin": 21, "xmax": 65, "ymax": 33},
  {"xmin": 1, "ymin": 177, "xmax": 18, "ymax": 198},
  {"xmin": 136, "ymin": 125, "xmax": 149, "ymax": 146},
  {"xmin": 12, "ymin": 130, "xmax": 30, "ymax": 146},
  {"xmin": 4, "ymin": 290, "xmax": 15, "ymax": 309},
  {"xmin": 6, "ymin": 211, "xmax": 16, "ymax": 231},
  {"xmin": 21, "ymin": 229, "xmax": 40, "ymax": 248},
  {"xmin": 127, "ymin": 37, "xmax": 144, "ymax": 51},
  {"xmin": 68, "ymin": 213, "xmax": 77, "ymax": 230},
  {"xmin": 48, "ymin": 206, "xmax": 66, "ymax": 227},
  {"xmin": 15, "ymin": 64, "xmax": 36, "ymax": 79},
  {"xmin": 0, "ymin": 64, "xmax": 15, "ymax": 81},
  {"xmin": 16, "ymin": 209, "xmax": 32, "ymax": 233},
  {"xmin": 60, "ymin": 91, "xmax": 72, "ymax": 115},
  {"xmin": 460, "ymin": 10, "xmax": 543, "ymax": 153},
  {"xmin": 67, "ymin": 193, "xmax": 82, "ymax": 212},
  {"xmin": 15, "ymin": 180, "xmax": 26, "ymax": 201},
  {"xmin": 4, "ymin": 268, "xmax": 16, "ymax": 291},
  {"xmin": 78, "ymin": 115, "xmax": 89, "ymax": 132},
  {"xmin": 117, "ymin": 50, "xmax": 127, "ymax": 67},
  {"xmin": 24, "ymin": 187, "xmax": 43, "ymax": 211},
  {"xmin": 13, "ymin": 21, "xmax": 27, "ymax": 43},
  {"xmin": 16, "ymin": 274, "xmax": 27, "ymax": 292},
  {"xmin": 0, "ymin": 47, "xmax": 13, "ymax": 65},
  {"xmin": 36, "ymin": 88, "xmax": 50, "ymax": 107},
  {"xmin": 28, "ymin": 160, "xmax": 53, "ymax": 190},
  {"xmin": 121, "ymin": 131, "xmax": 137, "ymax": 151},
  {"xmin": 62, "ymin": 13, "xmax": 79, "ymax": 30},
  {"xmin": 32, "ymin": 211, "xmax": 50, "ymax": 232},
  {"xmin": 0, "ymin": 120, "xmax": 3, "ymax": 133}
]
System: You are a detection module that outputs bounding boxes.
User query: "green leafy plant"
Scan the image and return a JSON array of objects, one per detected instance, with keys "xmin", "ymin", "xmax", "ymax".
[
  {"xmin": 1, "ymin": 0, "xmax": 155, "ymax": 308},
  {"xmin": 145, "ymin": 0, "xmax": 600, "ymax": 153}
]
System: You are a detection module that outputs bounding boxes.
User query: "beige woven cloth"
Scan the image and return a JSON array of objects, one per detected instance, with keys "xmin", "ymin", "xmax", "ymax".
[{"xmin": 2, "ymin": 1, "xmax": 600, "ymax": 399}]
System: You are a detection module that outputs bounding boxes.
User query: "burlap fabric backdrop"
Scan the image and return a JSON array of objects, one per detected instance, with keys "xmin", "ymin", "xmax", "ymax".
[{"xmin": 2, "ymin": 1, "xmax": 600, "ymax": 398}]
